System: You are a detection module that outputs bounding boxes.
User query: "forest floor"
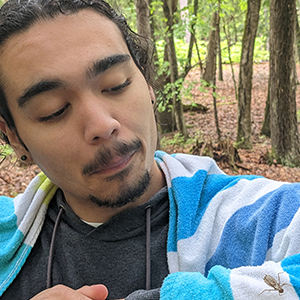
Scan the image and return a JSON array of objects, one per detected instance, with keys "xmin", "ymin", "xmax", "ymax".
[{"xmin": 1, "ymin": 61, "xmax": 300, "ymax": 197}]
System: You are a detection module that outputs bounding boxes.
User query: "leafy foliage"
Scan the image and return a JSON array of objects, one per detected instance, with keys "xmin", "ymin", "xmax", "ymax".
[{"xmin": 108, "ymin": 0, "xmax": 271, "ymax": 119}]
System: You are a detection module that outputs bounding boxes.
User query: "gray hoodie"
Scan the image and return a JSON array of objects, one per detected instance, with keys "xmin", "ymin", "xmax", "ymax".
[{"xmin": 2, "ymin": 188, "xmax": 169, "ymax": 300}]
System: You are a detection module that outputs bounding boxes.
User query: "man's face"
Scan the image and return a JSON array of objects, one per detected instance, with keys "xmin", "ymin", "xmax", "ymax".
[{"xmin": 0, "ymin": 10, "xmax": 163, "ymax": 220}]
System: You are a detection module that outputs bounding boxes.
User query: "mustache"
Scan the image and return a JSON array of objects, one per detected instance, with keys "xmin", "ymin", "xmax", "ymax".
[{"xmin": 82, "ymin": 139, "xmax": 142, "ymax": 176}]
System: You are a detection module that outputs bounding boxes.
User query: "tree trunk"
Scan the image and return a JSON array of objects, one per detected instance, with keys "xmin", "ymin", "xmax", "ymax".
[
  {"xmin": 135, "ymin": 0, "xmax": 163, "ymax": 149},
  {"xmin": 217, "ymin": 0, "xmax": 223, "ymax": 81},
  {"xmin": 135, "ymin": 0, "xmax": 151, "ymax": 37},
  {"xmin": 217, "ymin": 20, "xmax": 223, "ymax": 81},
  {"xmin": 202, "ymin": 12, "xmax": 219, "ymax": 84},
  {"xmin": 270, "ymin": 0, "xmax": 300, "ymax": 166},
  {"xmin": 236, "ymin": 0, "xmax": 261, "ymax": 149},
  {"xmin": 195, "ymin": 37, "xmax": 204, "ymax": 76},
  {"xmin": 183, "ymin": 0, "xmax": 199, "ymax": 76},
  {"xmin": 223, "ymin": 23, "xmax": 237, "ymax": 100},
  {"xmin": 261, "ymin": 7, "xmax": 273, "ymax": 138},
  {"xmin": 260, "ymin": 80, "xmax": 270, "ymax": 137},
  {"xmin": 161, "ymin": 0, "xmax": 188, "ymax": 137},
  {"xmin": 156, "ymin": 44, "xmax": 176, "ymax": 133},
  {"xmin": 295, "ymin": 6, "xmax": 300, "ymax": 63},
  {"xmin": 148, "ymin": 0, "xmax": 174, "ymax": 135},
  {"xmin": 148, "ymin": 0, "xmax": 159, "ymax": 64},
  {"xmin": 212, "ymin": 64, "xmax": 221, "ymax": 141}
]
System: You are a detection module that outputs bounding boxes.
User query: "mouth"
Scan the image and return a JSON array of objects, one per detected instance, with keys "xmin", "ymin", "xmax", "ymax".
[
  {"xmin": 83, "ymin": 139, "xmax": 142, "ymax": 177},
  {"xmin": 91, "ymin": 152, "xmax": 135, "ymax": 175}
]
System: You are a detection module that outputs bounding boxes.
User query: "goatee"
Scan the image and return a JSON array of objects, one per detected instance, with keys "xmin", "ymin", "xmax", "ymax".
[{"xmin": 88, "ymin": 170, "xmax": 151, "ymax": 208}]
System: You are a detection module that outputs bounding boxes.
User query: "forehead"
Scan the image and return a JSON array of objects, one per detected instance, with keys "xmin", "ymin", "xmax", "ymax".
[{"xmin": 0, "ymin": 9, "xmax": 129, "ymax": 102}]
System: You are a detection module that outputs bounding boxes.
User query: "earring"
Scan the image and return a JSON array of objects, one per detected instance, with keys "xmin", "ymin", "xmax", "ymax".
[
  {"xmin": 151, "ymin": 99, "xmax": 154, "ymax": 104},
  {"xmin": 20, "ymin": 155, "xmax": 27, "ymax": 161}
]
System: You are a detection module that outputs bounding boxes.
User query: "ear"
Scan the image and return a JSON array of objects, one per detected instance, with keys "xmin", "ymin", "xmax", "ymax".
[
  {"xmin": 0, "ymin": 116, "xmax": 33, "ymax": 163},
  {"xmin": 148, "ymin": 85, "xmax": 156, "ymax": 104}
]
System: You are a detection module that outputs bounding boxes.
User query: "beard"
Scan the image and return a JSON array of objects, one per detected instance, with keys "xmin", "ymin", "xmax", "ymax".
[
  {"xmin": 82, "ymin": 138, "xmax": 152, "ymax": 209},
  {"xmin": 87, "ymin": 170, "xmax": 151, "ymax": 209}
]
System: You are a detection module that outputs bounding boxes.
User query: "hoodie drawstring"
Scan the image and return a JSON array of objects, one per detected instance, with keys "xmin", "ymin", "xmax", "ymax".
[
  {"xmin": 47, "ymin": 205, "xmax": 64, "ymax": 289},
  {"xmin": 46, "ymin": 204, "xmax": 152, "ymax": 291},
  {"xmin": 145, "ymin": 205, "xmax": 151, "ymax": 290}
]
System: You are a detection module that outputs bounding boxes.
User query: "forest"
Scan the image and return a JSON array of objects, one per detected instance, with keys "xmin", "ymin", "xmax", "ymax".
[
  {"xmin": 2, "ymin": 0, "xmax": 300, "ymax": 196},
  {"xmin": 116, "ymin": 0, "xmax": 300, "ymax": 169}
]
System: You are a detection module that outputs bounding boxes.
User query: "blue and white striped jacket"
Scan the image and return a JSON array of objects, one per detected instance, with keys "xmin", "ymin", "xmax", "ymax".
[{"xmin": 1, "ymin": 151, "xmax": 300, "ymax": 299}]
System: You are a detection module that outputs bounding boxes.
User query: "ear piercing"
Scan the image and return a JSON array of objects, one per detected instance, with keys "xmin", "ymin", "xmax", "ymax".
[
  {"xmin": 151, "ymin": 99, "xmax": 154, "ymax": 104},
  {"xmin": 20, "ymin": 155, "xmax": 27, "ymax": 161}
]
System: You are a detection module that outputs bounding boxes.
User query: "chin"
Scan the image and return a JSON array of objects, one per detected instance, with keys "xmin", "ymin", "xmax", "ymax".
[{"xmin": 88, "ymin": 170, "xmax": 151, "ymax": 209}]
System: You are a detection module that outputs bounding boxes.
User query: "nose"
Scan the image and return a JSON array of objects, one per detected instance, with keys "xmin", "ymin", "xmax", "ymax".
[{"xmin": 81, "ymin": 96, "xmax": 121, "ymax": 144}]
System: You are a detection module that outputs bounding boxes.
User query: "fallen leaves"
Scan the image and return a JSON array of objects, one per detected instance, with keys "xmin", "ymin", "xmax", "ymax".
[
  {"xmin": 163, "ymin": 62, "xmax": 300, "ymax": 183},
  {"xmin": 0, "ymin": 156, "xmax": 40, "ymax": 197}
]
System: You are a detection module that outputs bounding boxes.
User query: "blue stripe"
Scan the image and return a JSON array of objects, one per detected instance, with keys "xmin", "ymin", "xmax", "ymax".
[
  {"xmin": 160, "ymin": 266, "xmax": 233, "ymax": 299},
  {"xmin": 281, "ymin": 253, "xmax": 300, "ymax": 297},
  {"xmin": 205, "ymin": 183, "xmax": 300, "ymax": 275},
  {"xmin": 154, "ymin": 150, "xmax": 166, "ymax": 164},
  {"xmin": 0, "ymin": 196, "xmax": 20, "ymax": 260},
  {"xmin": 167, "ymin": 188, "xmax": 178, "ymax": 252},
  {"xmin": 0, "ymin": 196, "xmax": 15, "ymax": 218},
  {"xmin": 0, "ymin": 196, "xmax": 32, "ymax": 296},
  {"xmin": 0, "ymin": 242, "xmax": 31, "ymax": 296},
  {"xmin": 207, "ymin": 265, "xmax": 233, "ymax": 300},
  {"xmin": 168, "ymin": 172, "xmax": 260, "ymax": 252}
]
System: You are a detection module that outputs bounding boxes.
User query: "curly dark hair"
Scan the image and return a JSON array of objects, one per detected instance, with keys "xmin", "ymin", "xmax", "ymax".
[{"xmin": 0, "ymin": 0, "xmax": 154, "ymax": 143}]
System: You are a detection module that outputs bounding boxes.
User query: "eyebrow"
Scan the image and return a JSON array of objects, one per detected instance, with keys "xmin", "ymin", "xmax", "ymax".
[
  {"xmin": 87, "ymin": 54, "xmax": 131, "ymax": 78},
  {"xmin": 18, "ymin": 80, "xmax": 64, "ymax": 108},
  {"xmin": 17, "ymin": 54, "xmax": 131, "ymax": 108}
]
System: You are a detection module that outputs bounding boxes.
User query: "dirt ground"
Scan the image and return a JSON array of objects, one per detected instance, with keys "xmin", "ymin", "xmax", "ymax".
[{"xmin": 1, "ymin": 62, "xmax": 300, "ymax": 198}]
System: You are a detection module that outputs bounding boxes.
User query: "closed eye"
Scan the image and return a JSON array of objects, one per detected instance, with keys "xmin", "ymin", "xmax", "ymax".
[
  {"xmin": 39, "ymin": 103, "xmax": 70, "ymax": 122},
  {"xmin": 102, "ymin": 78, "xmax": 132, "ymax": 94}
]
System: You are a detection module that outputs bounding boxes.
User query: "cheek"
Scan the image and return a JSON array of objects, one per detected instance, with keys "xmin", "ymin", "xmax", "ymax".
[
  {"xmin": 125, "ymin": 105, "xmax": 156, "ymax": 140},
  {"xmin": 28, "ymin": 145, "xmax": 78, "ymax": 188},
  {"xmin": 23, "ymin": 128, "xmax": 77, "ymax": 170},
  {"xmin": 28, "ymin": 144, "xmax": 62, "ymax": 170},
  {"xmin": 134, "ymin": 106, "xmax": 157, "ymax": 154}
]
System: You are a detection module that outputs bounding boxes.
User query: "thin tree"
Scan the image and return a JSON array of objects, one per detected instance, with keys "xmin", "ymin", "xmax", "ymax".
[
  {"xmin": 236, "ymin": 0, "xmax": 261, "ymax": 149},
  {"xmin": 202, "ymin": 11, "xmax": 219, "ymax": 84},
  {"xmin": 212, "ymin": 63, "xmax": 221, "ymax": 141},
  {"xmin": 217, "ymin": 0, "xmax": 223, "ymax": 81},
  {"xmin": 156, "ymin": 0, "xmax": 201, "ymax": 137},
  {"xmin": 223, "ymin": 22, "xmax": 237, "ymax": 100},
  {"xmin": 295, "ymin": 7, "xmax": 300, "ymax": 63},
  {"xmin": 135, "ymin": 0, "xmax": 151, "ymax": 37},
  {"xmin": 162, "ymin": 0, "xmax": 188, "ymax": 137},
  {"xmin": 260, "ymin": 82, "xmax": 270, "ymax": 137},
  {"xmin": 269, "ymin": 0, "xmax": 300, "ymax": 166},
  {"xmin": 135, "ymin": 0, "xmax": 164, "ymax": 148}
]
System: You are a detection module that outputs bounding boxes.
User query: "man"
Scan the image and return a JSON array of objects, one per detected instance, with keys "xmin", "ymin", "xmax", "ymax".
[{"xmin": 0, "ymin": 0, "xmax": 300, "ymax": 299}]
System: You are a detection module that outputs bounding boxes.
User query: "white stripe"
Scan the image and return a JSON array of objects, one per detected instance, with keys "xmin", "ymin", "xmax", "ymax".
[
  {"xmin": 172, "ymin": 154, "xmax": 225, "ymax": 176},
  {"xmin": 159, "ymin": 154, "xmax": 224, "ymax": 187},
  {"xmin": 176, "ymin": 178, "xmax": 286, "ymax": 273},
  {"xmin": 16, "ymin": 188, "xmax": 47, "ymax": 235},
  {"xmin": 23, "ymin": 202, "xmax": 48, "ymax": 247},
  {"xmin": 167, "ymin": 252, "xmax": 179, "ymax": 273},
  {"xmin": 13, "ymin": 175, "xmax": 43, "ymax": 227}
]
